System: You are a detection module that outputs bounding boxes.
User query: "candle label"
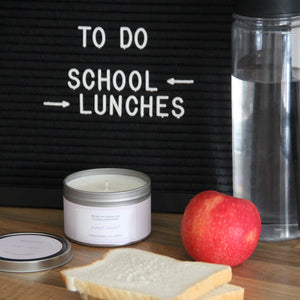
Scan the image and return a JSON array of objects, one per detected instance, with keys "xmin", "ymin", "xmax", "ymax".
[{"xmin": 64, "ymin": 197, "xmax": 151, "ymax": 245}]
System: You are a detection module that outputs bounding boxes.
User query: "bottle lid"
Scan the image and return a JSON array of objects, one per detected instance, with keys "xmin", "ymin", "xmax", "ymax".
[
  {"xmin": 235, "ymin": 0, "xmax": 300, "ymax": 18},
  {"xmin": 0, "ymin": 232, "xmax": 72, "ymax": 273}
]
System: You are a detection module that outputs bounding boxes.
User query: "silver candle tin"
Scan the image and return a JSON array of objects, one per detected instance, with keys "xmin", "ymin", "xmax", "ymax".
[{"xmin": 63, "ymin": 168, "xmax": 151, "ymax": 246}]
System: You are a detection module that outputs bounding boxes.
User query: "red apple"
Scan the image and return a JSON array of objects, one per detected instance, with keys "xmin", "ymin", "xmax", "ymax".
[{"xmin": 181, "ymin": 190, "xmax": 261, "ymax": 266}]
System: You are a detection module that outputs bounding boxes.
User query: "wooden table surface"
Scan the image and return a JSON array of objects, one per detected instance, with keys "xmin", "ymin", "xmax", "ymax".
[{"xmin": 0, "ymin": 207, "xmax": 300, "ymax": 300}]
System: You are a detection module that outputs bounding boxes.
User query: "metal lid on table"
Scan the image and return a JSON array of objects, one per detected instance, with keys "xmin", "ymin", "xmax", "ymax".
[{"xmin": 0, "ymin": 232, "xmax": 72, "ymax": 273}]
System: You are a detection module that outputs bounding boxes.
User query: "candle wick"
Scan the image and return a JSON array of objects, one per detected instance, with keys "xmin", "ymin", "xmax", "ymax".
[{"xmin": 104, "ymin": 180, "xmax": 109, "ymax": 192}]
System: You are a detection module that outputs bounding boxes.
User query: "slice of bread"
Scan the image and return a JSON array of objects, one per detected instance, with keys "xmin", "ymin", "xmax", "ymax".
[
  {"xmin": 61, "ymin": 248, "xmax": 232, "ymax": 300},
  {"xmin": 79, "ymin": 284, "xmax": 244, "ymax": 300},
  {"xmin": 200, "ymin": 284, "xmax": 244, "ymax": 300}
]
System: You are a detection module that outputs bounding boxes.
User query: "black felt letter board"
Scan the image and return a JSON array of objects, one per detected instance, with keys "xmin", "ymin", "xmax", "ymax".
[{"xmin": 0, "ymin": 0, "xmax": 233, "ymax": 212}]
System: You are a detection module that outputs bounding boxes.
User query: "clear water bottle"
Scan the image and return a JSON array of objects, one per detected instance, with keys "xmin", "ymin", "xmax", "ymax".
[{"xmin": 232, "ymin": 0, "xmax": 300, "ymax": 241}]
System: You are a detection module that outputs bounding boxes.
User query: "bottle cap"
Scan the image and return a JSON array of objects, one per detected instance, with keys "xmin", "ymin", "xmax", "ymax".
[{"xmin": 235, "ymin": 0, "xmax": 300, "ymax": 18}]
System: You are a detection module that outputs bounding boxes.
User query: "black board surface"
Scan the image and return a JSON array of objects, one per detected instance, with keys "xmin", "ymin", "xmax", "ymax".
[{"xmin": 0, "ymin": 0, "xmax": 233, "ymax": 212}]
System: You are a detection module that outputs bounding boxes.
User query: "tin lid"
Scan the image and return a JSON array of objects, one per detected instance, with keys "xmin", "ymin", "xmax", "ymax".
[
  {"xmin": 0, "ymin": 232, "xmax": 72, "ymax": 273},
  {"xmin": 64, "ymin": 168, "xmax": 151, "ymax": 206}
]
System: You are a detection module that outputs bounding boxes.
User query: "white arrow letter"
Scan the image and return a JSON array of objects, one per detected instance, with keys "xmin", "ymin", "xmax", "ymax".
[
  {"xmin": 167, "ymin": 78, "xmax": 194, "ymax": 85},
  {"xmin": 43, "ymin": 101, "xmax": 70, "ymax": 108}
]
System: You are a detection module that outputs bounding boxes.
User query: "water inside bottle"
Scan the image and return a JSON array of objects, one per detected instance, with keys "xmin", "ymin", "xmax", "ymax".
[{"xmin": 232, "ymin": 75, "xmax": 300, "ymax": 241}]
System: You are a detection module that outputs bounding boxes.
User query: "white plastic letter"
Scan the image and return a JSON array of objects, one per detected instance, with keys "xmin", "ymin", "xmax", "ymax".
[
  {"xmin": 98, "ymin": 69, "xmax": 111, "ymax": 91},
  {"xmin": 82, "ymin": 69, "xmax": 95, "ymax": 90},
  {"xmin": 109, "ymin": 95, "xmax": 122, "ymax": 117},
  {"xmin": 134, "ymin": 27, "xmax": 148, "ymax": 50},
  {"xmin": 129, "ymin": 71, "xmax": 142, "ymax": 92},
  {"xmin": 68, "ymin": 68, "xmax": 81, "ymax": 90},
  {"xmin": 156, "ymin": 96, "xmax": 169, "ymax": 118},
  {"xmin": 78, "ymin": 26, "xmax": 92, "ymax": 48},
  {"xmin": 126, "ymin": 96, "xmax": 139, "ymax": 116},
  {"xmin": 92, "ymin": 27, "xmax": 106, "ymax": 49},
  {"xmin": 172, "ymin": 97, "xmax": 185, "ymax": 119},
  {"xmin": 94, "ymin": 94, "xmax": 107, "ymax": 115},
  {"xmin": 120, "ymin": 27, "xmax": 133, "ymax": 49},
  {"xmin": 112, "ymin": 70, "xmax": 126, "ymax": 91},
  {"xmin": 79, "ymin": 94, "xmax": 92, "ymax": 115},
  {"xmin": 145, "ymin": 70, "xmax": 158, "ymax": 92},
  {"xmin": 140, "ymin": 96, "xmax": 153, "ymax": 118}
]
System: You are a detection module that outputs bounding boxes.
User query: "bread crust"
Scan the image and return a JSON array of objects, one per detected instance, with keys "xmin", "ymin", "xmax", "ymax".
[{"xmin": 79, "ymin": 286, "xmax": 244, "ymax": 300}]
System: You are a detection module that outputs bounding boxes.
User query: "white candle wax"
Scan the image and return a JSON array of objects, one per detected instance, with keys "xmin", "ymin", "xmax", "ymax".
[{"xmin": 68, "ymin": 174, "xmax": 146, "ymax": 193}]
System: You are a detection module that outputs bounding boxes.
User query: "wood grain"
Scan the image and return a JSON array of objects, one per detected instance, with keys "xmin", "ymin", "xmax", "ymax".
[{"xmin": 0, "ymin": 207, "xmax": 300, "ymax": 300}]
